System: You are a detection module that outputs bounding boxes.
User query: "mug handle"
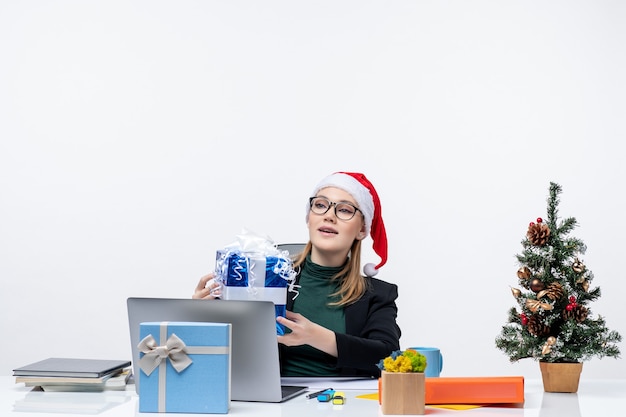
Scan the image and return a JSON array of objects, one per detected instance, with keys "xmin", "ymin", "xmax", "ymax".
[{"xmin": 439, "ymin": 352, "xmax": 444, "ymax": 373}]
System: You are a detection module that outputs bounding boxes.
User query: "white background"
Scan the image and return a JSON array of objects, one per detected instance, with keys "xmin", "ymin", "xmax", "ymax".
[{"xmin": 1, "ymin": 1, "xmax": 624, "ymax": 379}]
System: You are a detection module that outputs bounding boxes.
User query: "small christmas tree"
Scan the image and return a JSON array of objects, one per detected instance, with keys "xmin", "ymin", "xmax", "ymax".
[{"xmin": 495, "ymin": 182, "xmax": 621, "ymax": 363}]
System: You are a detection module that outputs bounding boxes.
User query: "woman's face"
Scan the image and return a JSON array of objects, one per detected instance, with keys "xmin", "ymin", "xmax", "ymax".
[{"xmin": 307, "ymin": 186, "xmax": 366, "ymax": 267}]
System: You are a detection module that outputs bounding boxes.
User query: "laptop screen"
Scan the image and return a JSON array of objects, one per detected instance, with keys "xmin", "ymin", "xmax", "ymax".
[{"xmin": 126, "ymin": 297, "xmax": 306, "ymax": 402}]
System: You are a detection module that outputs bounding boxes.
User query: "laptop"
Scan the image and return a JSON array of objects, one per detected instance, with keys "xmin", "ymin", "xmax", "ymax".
[{"xmin": 126, "ymin": 297, "xmax": 308, "ymax": 402}]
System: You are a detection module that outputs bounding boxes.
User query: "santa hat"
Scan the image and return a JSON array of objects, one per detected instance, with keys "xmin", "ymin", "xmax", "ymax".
[{"xmin": 307, "ymin": 172, "xmax": 388, "ymax": 277}]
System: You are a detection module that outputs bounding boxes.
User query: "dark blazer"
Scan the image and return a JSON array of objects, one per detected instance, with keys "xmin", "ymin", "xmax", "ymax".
[{"xmin": 284, "ymin": 272, "xmax": 401, "ymax": 377}]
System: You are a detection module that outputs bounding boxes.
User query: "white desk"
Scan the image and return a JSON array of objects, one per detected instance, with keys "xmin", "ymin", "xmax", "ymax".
[{"xmin": 2, "ymin": 376, "xmax": 625, "ymax": 416}]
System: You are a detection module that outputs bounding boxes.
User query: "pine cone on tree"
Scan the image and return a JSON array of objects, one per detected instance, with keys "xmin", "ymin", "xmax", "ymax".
[
  {"xmin": 527, "ymin": 314, "xmax": 550, "ymax": 336},
  {"xmin": 562, "ymin": 305, "xmax": 589, "ymax": 323},
  {"xmin": 538, "ymin": 282, "xmax": 564, "ymax": 301},
  {"xmin": 527, "ymin": 223, "xmax": 551, "ymax": 246}
]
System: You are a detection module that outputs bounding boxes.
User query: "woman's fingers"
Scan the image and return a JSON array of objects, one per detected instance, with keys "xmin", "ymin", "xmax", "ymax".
[{"xmin": 193, "ymin": 273, "xmax": 221, "ymax": 299}]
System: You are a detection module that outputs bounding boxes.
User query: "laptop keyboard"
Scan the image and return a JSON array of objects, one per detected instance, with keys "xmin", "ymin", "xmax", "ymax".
[{"xmin": 281, "ymin": 385, "xmax": 307, "ymax": 400}]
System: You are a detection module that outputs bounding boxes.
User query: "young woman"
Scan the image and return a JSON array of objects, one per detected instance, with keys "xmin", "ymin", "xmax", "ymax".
[{"xmin": 193, "ymin": 172, "xmax": 401, "ymax": 377}]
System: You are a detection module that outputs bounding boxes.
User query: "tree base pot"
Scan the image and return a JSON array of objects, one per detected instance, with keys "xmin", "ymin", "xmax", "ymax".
[{"xmin": 539, "ymin": 361, "xmax": 583, "ymax": 393}]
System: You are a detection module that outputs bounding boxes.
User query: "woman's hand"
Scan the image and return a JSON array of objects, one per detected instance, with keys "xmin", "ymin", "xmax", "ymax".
[
  {"xmin": 192, "ymin": 272, "xmax": 222, "ymax": 299},
  {"xmin": 277, "ymin": 310, "xmax": 338, "ymax": 357}
]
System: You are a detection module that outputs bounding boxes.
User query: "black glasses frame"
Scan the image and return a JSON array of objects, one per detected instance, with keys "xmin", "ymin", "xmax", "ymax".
[{"xmin": 308, "ymin": 196, "xmax": 361, "ymax": 221}]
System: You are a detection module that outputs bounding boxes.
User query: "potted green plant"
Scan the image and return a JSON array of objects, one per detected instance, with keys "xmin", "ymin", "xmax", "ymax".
[
  {"xmin": 495, "ymin": 182, "xmax": 622, "ymax": 392},
  {"xmin": 377, "ymin": 349, "xmax": 427, "ymax": 414}
]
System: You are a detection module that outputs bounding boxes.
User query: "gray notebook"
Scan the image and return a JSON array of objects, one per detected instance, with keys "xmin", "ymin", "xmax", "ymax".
[
  {"xmin": 13, "ymin": 358, "xmax": 131, "ymax": 378},
  {"xmin": 126, "ymin": 297, "xmax": 308, "ymax": 402}
]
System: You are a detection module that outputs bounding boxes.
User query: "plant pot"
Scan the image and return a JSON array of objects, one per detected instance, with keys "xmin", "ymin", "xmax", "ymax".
[
  {"xmin": 380, "ymin": 371, "xmax": 425, "ymax": 415},
  {"xmin": 539, "ymin": 361, "xmax": 583, "ymax": 393}
]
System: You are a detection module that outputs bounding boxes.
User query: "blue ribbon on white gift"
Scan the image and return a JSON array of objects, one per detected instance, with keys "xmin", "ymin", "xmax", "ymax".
[{"xmin": 138, "ymin": 322, "xmax": 229, "ymax": 412}]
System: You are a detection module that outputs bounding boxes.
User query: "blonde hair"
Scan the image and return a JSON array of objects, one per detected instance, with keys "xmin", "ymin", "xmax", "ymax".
[{"xmin": 293, "ymin": 239, "xmax": 367, "ymax": 307}]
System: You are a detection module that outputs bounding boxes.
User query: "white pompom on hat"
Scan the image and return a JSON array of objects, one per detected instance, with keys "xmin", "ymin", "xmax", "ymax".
[{"xmin": 307, "ymin": 171, "xmax": 388, "ymax": 277}]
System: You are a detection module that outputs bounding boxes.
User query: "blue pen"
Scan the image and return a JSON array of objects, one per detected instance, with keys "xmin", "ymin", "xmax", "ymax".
[{"xmin": 307, "ymin": 388, "xmax": 333, "ymax": 399}]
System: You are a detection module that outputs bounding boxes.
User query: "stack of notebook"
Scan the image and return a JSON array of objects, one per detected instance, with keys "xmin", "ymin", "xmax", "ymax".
[{"xmin": 13, "ymin": 358, "xmax": 132, "ymax": 392}]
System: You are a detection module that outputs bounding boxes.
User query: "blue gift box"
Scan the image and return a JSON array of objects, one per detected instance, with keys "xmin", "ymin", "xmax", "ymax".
[
  {"xmin": 138, "ymin": 322, "xmax": 231, "ymax": 414},
  {"xmin": 215, "ymin": 250, "xmax": 294, "ymax": 335}
]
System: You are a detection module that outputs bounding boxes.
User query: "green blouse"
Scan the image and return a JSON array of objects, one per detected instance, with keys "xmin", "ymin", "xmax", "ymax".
[{"xmin": 280, "ymin": 256, "xmax": 346, "ymax": 376}]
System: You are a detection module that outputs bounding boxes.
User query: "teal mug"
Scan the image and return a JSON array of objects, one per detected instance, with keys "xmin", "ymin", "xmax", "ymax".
[{"xmin": 409, "ymin": 347, "xmax": 443, "ymax": 377}]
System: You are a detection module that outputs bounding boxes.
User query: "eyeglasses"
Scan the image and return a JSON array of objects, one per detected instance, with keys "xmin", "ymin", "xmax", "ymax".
[{"xmin": 309, "ymin": 196, "xmax": 361, "ymax": 221}]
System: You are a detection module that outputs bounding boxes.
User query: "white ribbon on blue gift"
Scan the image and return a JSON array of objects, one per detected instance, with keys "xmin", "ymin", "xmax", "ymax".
[
  {"xmin": 138, "ymin": 322, "xmax": 229, "ymax": 413},
  {"xmin": 214, "ymin": 230, "xmax": 298, "ymax": 336},
  {"xmin": 215, "ymin": 229, "xmax": 297, "ymax": 299},
  {"xmin": 221, "ymin": 255, "xmax": 290, "ymax": 304}
]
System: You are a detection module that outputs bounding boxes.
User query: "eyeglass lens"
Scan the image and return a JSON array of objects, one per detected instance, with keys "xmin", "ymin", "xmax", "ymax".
[{"xmin": 310, "ymin": 197, "xmax": 358, "ymax": 220}]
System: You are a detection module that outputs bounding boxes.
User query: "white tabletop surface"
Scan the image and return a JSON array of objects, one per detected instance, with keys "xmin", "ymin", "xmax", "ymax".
[{"xmin": 2, "ymin": 376, "xmax": 625, "ymax": 416}]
